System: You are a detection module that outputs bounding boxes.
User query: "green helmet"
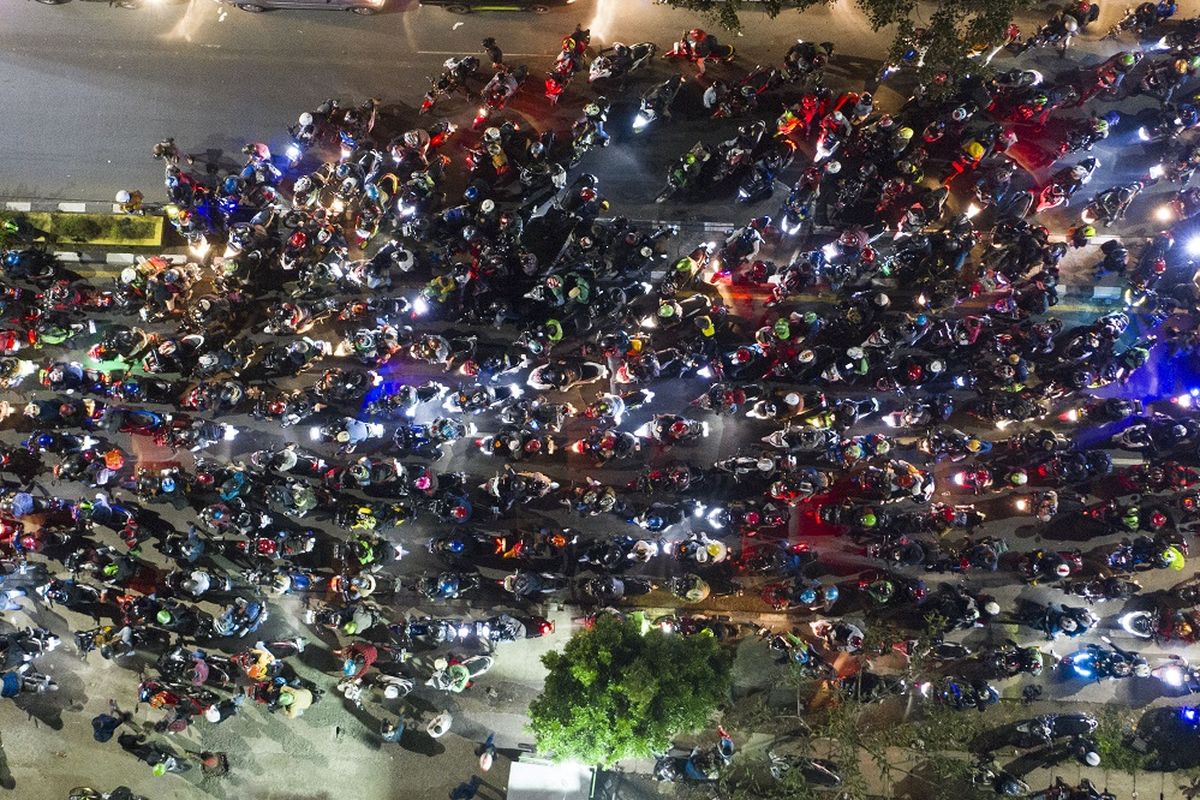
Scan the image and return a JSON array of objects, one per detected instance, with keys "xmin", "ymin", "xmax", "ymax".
[
  {"xmin": 156, "ymin": 609, "xmax": 173, "ymax": 625},
  {"xmin": 1119, "ymin": 52, "xmax": 1136, "ymax": 67},
  {"xmin": 860, "ymin": 512, "xmax": 877, "ymax": 528}
]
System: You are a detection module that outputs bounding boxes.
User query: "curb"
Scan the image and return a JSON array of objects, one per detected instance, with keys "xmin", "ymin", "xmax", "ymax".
[
  {"xmin": 53, "ymin": 250, "xmax": 188, "ymax": 274},
  {"xmin": 3, "ymin": 198, "xmax": 128, "ymax": 216}
]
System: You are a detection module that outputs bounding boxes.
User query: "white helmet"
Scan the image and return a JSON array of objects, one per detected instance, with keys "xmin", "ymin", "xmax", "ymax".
[
  {"xmin": 299, "ymin": 112, "xmax": 314, "ymax": 126},
  {"xmin": 984, "ymin": 601, "xmax": 1001, "ymax": 616},
  {"xmin": 480, "ymin": 199, "xmax": 495, "ymax": 214},
  {"xmin": 115, "ymin": 190, "xmax": 131, "ymax": 204},
  {"xmin": 120, "ymin": 267, "xmax": 138, "ymax": 285},
  {"xmin": 484, "ymin": 127, "xmax": 502, "ymax": 143}
]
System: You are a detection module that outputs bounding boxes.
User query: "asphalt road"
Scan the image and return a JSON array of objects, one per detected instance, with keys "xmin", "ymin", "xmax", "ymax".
[
  {"xmin": 3, "ymin": 2, "xmax": 1200, "ymax": 799},
  {"xmin": 0, "ymin": 0, "xmax": 891, "ymax": 219}
]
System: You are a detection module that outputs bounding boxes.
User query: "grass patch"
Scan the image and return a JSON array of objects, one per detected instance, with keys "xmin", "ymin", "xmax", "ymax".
[{"xmin": 0, "ymin": 210, "xmax": 161, "ymax": 247}]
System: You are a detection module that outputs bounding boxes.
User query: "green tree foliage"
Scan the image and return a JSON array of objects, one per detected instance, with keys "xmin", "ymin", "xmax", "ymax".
[
  {"xmin": 662, "ymin": 0, "xmax": 1036, "ymax": 78},
  {"xmin": 528, "ymin": 614, "xmax": 732, "ymax": 764}
]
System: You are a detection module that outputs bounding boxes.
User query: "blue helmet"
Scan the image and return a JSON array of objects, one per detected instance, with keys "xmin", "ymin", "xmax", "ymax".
[
  {"xmin": 825, "ymin": 586, "xmax": 839, "ymax": 602},
  {"xmin": 798, "ymin": 588, "xmax": 818, "ymax": 605},
  {"xmin": 463, "ymin": 185, "xmax": 480, "ymax": 202},
  {"xmin": 342, "ymin": 658, "xmax": 357, "ymax": 676},
  {"xmin": 222, "ymin": 176, "xmax": 240, "ymax": 194},
  {"xmin": 1103, "ymin": 110, "xmax": 1121, "ymax": 127},
  {"xmin": 3, "ymin": 252, "xmax": 19, "ymax": 267},
  {"xmin": 448, "ymin": 538, "xmax": 465, "ymax": 553}
]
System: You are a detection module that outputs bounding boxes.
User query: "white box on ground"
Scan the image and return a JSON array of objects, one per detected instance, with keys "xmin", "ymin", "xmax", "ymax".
[{"xmin": 506, "ymin": 761, "xmax": 594, "ymax": 800}]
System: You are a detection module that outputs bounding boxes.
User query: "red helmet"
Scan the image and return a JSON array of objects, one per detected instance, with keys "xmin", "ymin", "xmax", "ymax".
[{"xmin": 688, "ymin": 28, "xmax": 706, "ymax": 42}]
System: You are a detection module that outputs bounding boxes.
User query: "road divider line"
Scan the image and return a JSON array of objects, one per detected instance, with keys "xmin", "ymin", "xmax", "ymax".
[
  {"xmin": 4, "ymin": 201, "xmax": 31, "ymax": 212},
  {"xmin": 57, "ymin": 202, "xmax": 88, "ymax": 213}
]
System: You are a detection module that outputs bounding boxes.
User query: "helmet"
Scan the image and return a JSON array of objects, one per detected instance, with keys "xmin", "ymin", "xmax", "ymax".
[
  {"xmin": 966, "ymin": 439, "xmax": 983, "ymax": 453},
  {"xmin": 1120, "ymin": 52, "xmax": 1136, "ymax": 67},
  {"xmin": 584, "ymin": 102, "xmax": 600, "ymax": 117},
  {"xmin": 342, "ymin": 658, "xmax": 358, "ymax": 676},
  {"xmin": 299, "ymin": 112, "xmax": 314, "ymax": 126},
  {"xmin": 1008, "ymin": 470, "xmax": 1028, "ymax": 486},
  {"xmin": 1055, "ymin": 563, "xmax": 1072, "ymax": 578},
  {"xmin": 688, "ymin": 28, "xmax": 706, "ymax": 42},
  {"xmin": 896, "ymin": 126, "xmax": 914, "ymax": 141},
  {"xmin": 156, "ymin": 609, "xmax": 173, "ymax": 625},
  {"xmin": 483, "ymin": 127, "xmax": 501, "ymax": 143},
  {"xmin": 114, "ymin": 190, "xmax": 131, "ymax": 204},
  {"xmin": 1104, "ymin": 110, "xmax": 1121, "ymax": 126},
  {"xmin": 860, "ymin": 512, "xmax": 877, "ymax": 528},
  {"xmin": 984, "ymin": 601, "xmax": 1001, "ymax": 616},
  {"xmin": 103, "ymin": 563, "xmax": 119, "ymax": 577},
  {"xmin": 951, "ymin": 106, "xmax": 969, "ymax": 122},
  {"xmin": 826, "ymin": 160, "xmax": 842, "ymax": 174},
  {"xmin": 1063, "ymin": 16, "xmax": 1079, "ymax": 32}
]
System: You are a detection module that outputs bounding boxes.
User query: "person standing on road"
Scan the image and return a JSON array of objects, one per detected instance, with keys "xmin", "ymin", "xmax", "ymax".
[{"xmin": 482, "ymin": 38, "xmax": 504, "ymax": 70}]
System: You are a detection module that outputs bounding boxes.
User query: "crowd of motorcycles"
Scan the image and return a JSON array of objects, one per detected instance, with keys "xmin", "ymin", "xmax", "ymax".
[{"xmin": 8, "ymin": 2, "xmax": 1200, "ymax": 796}]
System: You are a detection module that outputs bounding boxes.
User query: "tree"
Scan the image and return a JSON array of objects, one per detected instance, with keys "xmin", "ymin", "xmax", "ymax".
[
  {"xmin": 661, "ymin": 0, "xmax": 1036, "ymax": 79},
  {"xmin": 528, "ymin": 613, "xmax": 732, "ymax": 765}
]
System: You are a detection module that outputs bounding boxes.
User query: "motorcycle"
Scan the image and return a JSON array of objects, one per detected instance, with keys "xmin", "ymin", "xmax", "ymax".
[
  {"xmin": 1064, "ymin": 576, "xmax": 1140, "ymax": 602},
  {"xmin": 1063, "ymin": 640, "xmax": 1149, "ymax": 680},
  {"xmin": 426, "ymin": 654, "xmax": 494, "ymax": 692},
  {"xmin": 475, "ymin": 425, "xmax": 556, "ymax": 461},
  {"xmin": 633, "ymin": 76, "xmax": 683, "ymax": 133},
  {"xmin": 1014, "ymin": 713, "xmax": 1098, "ymax": 747},
  {"xmin": 1081, "ymin": 182, "xmax": 1145, "ymax": 227},
  {"xmin": 527, "ymin": 361, "xmax": 608, "ymax": 393},
  {"xmin": 737, "ymin": 139, "xmax": 796, "ymax": 204},
  {"xmin": 1034, "ymin": 158, "xmax": 1098, "ymax": 212},
  {"xmin": 636, "ymin": 414, "xmax": 709, "ymax": 447},
  {"xmin": 473, "ymin": 65, "xmax": 528, "ymax": 130},
  {"xmin": 589, "ymin": 42, "xmax": 657, "ymax": 85}
]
